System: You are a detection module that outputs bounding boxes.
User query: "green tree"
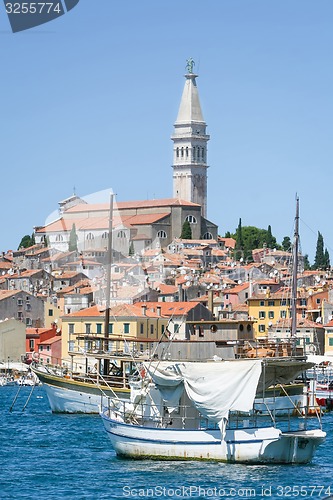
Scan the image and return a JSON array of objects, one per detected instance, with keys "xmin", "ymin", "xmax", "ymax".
[
  {"xmin": 265, "ymin": 225, "xmax": 278, "ymax": 249},
  {"xmin": 324, "ymin": 248, "xmax": 330, "ymax": 269},
  {"xmin": 313, "ymin": 232, "xmax": 325, "ymax": 269},
  {"xmin": 282, "ymin": 236, "xmax": 291, "ymax": 252},
  {"xmin": 129, "ymin": 241, "xmax": 134, "ymax": 256},
  {"xmin": 68, "ymin": 223, "xmax": 78, "ymax": 252},
  {"xmin": 180, "ymin": 220, "xmax": 192, "ymax": 239},
  {"xmin": 18, "ymin": 233, "xmax": 34, "ymax": 249},
  {"xmin": 303, "ymin": 254, "xmax": 311, "ymax": 270},
  {"xmin": 224, "ymin": 231, "xmax": 231, "ymax": 238},
  {"xmin": 235, "ymin": 219, "xmax": 243, "ymax": 249}
]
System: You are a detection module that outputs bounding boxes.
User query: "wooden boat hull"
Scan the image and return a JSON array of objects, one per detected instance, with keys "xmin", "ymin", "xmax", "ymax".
[{"xmin": 100, "ymin": 411, "xmax": 326, "ymax": 464}]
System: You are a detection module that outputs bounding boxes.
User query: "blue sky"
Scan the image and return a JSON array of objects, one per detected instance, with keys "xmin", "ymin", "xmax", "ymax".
[{"xmin": 1, "ymin": 0, "xmax": 333, "ymax": 261}]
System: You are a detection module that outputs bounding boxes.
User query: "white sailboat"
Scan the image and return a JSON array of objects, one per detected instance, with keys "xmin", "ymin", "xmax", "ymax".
[{"xmin": 100, "ymin": 357, "xmax": 326, "ymax": 464}]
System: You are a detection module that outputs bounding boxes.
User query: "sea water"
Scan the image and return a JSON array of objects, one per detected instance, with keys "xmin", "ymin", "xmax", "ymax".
[{"xmin": 0, "ymin": 386, "xmax": 332, "ymax": 500}]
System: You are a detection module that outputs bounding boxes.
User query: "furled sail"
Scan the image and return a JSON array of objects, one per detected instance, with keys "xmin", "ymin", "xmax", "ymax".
[{"xmin": 144, "ymin": 360, "xmax": 262, "ymax": 423}]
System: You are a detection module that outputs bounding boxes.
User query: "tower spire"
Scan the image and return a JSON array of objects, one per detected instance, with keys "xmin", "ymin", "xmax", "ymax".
[{"xmin": 172, "ymin": 60, "xmax": 210, "ymax": 218}]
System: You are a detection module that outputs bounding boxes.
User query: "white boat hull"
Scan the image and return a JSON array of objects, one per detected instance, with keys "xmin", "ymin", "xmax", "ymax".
[
  {"xmin": 100, "ymin": 412, "xmax": 326, "ymax": 464},
  {"xmin": 43, "ymin": 384, "xmax": 104, "ymax": 413},
  {"xmin": 33, "ymin": 368, "xmax": 130, "ymax": 413}
]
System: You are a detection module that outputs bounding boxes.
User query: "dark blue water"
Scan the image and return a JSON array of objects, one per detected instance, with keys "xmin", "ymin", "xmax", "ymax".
[{"xmin": 0, "ymin": 386, "xmax": 332, "ymax": 499}]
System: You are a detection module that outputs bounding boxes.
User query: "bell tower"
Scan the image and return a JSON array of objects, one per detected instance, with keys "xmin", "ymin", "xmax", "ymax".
[{"xmin": 172, "ymin": 59, "xmax": 210, "ymax": 218}]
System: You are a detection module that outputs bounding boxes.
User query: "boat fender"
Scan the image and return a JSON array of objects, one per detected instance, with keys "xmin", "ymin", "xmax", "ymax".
[{"xmin": 32, "ymin": 351, "xmax": 39, "ymax": 362}]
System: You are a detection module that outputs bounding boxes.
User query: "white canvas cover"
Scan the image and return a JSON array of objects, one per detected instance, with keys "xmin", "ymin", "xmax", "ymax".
[{"xmin": 144, "ymin": 360, "xmax": 262, "ymax": 423}]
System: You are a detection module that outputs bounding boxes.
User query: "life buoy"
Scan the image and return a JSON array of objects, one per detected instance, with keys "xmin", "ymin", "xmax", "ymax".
[{"xmin": 32, "ymin": 351, "xmax": 39, "ymax": 362}]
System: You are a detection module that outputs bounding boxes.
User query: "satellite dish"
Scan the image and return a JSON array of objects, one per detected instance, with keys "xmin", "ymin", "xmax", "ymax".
[
  {"xmin": 238, "ymin": 280, "xmax": 242, "ymax": 285},
  {"xmin": 268, "ymin": 321, "xmax": 273, "ymax": 327}
]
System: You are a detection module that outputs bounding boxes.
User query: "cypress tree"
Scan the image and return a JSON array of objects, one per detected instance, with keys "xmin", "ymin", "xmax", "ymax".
[
  {"xmin": 324, "ymin": 248, "xmax": 330, "ymax": 269},
  {"xmin": 313, "ymin": 232, "xmax": 325, "ymax": 269},
  {"xmin": 180, "ymin": 220, "xmax": 192, "ymax": 239},
  {"xmin": 68, "ymin": 223, "xmax": 78, "ymax": 252}
]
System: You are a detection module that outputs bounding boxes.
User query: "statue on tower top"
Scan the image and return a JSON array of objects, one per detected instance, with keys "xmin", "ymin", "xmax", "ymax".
[{"xmin": 186, "ymin": 57, "xmax": 195, "ymax": 74}]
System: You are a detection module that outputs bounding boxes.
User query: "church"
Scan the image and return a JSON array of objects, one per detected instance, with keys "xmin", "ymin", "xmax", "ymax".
[{"xmin": 34, "ymin": 62, "xmax": 218, "ymax": 254}]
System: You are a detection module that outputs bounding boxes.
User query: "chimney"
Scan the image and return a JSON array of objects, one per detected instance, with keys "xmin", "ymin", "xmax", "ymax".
[
  {"xmin": 141, "ymin": 304, "xmax": 147, "ymax": 316},
  {"xmin": 208, "ymin": 289, "xmax": 214, "ymax": 314},
  {"xmin": 178, "ymin": 284, "xmax": 183, "ymax": 302},
  {"xmin": 157, "ymin": 305, "xmax": 161, "ymax": 317}
]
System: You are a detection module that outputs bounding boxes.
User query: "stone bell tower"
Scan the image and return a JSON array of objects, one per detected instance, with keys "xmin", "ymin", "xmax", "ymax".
[{"xmin": 172, "ymin": 59, "xmax": 210, "ymax": 218}]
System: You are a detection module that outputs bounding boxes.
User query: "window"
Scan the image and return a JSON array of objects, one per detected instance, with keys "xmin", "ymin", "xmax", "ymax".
[
  {"xmin": 150, "ymin": 324, "xmax": 154, "ymax": 335},
  {"xmin": 329, "ymin": 338, "xmax": 333, "ymax": 346},
  {"xmin": 268, "ymin": 300, "xmax": 275, "ymax": 307},
  {"xmin": 47, "ymin": 346, "xmax": 50, "ymax": 352},
  {"xmin": 85, "ymin": 323, "xmax": 91, "ymax": 334},
  {"xmin": 123, "ymin": 323, "xmax": 130, "ymax": 334},
  {"xmin": 17, "ymin": 312, "xmax": 23, "ymax": 320},
  {"xmin": 40, "ymin": 346, "xmax": 43, "ymax": 351},
  {"xmin": 203, "ymin": 232, "xmax": 213, "ymax": 240},
  {"xmin": 161, "ymin": 324, "xmax": 165, "ymax": 335},
  {"xmin": 316, "ymin": 298, "xmax": 321, "ymax": 305},
  {"xmin": 29, "ymin": 339, "xmax": 34, "ymax": 350},
  {"xmin": 185, "ymin": 215, "xmax": 197, "ymax": 224},
  {"xmin": 69, "ymin": 323, "xmax": 74, "ymax": 334},
  {"xmin": 17, "ymin": 299, "xmax": 23, "ymax": 306},
  {"xmin": 101, "ymin": 232, "xmax": 108, "ymax": 239},
  {"xmin": 117, "ymin": 230, "xmax": 126, "ymax": 238},
  {"xmin": 86, "ymin": 232, "xmax": 94, "ymax": 240},
  {"xmin": 109, "ymin": 323, "xmax": 113, "ymax": 334},
  {"xmin": 174, "ymin": 324, "xmax": 180, "ymax": 333},
  {"xmin": 48, "ymin": 309, "xmax": 53, "ymax": 317},
  {"xmin": 68, "ymin": 340, "xmax": 74, "ymax": 351},
  {"xmin": 280, "ymin": 310, "xmax": 287, "ymax": 319},
  {"xmin": 260, "ymin": 301, "xmax": 265, "ymax": 306},
  {"xmin": 258, "ymin": 325, "xmax": 266, "ymax": 333},
  {"xmin": 268, "ymin": 311, "xmax": 274, "ymax": 319},
  {"xmin": 55, "ymin": 234, "xmax": 63, "ymax": 242},
  {"xmin": 47, "ymin": 358, "xmax": 50, "ymax": 364},
  {"xmin": 140, "ymin": 323, "xmax": 144, "ymax": 334},
  {"xmin": 157, "ymin": 230, "xmax": 167, "ymax": 239},
  {"xmin": 280, "ymin": 299, "xmax": 287, "ymax": 306},
  {"xmin": 259, "ymin": 311, "xmax": 266, "ymax": 319},
  {"xmin": 300, "ymin": 298, "xmax": 307, "ymax": 306},
  {"xmin": 96, "ymin": 323, "xmax": 102, "ymax": 334}
]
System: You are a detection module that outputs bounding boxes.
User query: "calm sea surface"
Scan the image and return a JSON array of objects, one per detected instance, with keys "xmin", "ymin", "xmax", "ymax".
[{"xmin": 0, "ymin": 386, "xmax": 332, "ymax": 500}]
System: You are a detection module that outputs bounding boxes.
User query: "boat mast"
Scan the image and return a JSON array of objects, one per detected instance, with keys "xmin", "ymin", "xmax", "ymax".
[
  {"xmin": 291, "ymin": 195, "xmax": 299, "ymax": 345},
  {"xmin": 103, "ymin": 193, "xmax": 114, "ymax": 375}
]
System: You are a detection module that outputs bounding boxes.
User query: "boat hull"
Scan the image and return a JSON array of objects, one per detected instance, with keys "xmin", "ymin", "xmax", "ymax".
[
  {"xmin": 100, "ymin": 412, "xmax": 326, "ymax": 464},
  {"xmin": 33, "ymin": 368, "xmax": 130, "ymax": 413}
]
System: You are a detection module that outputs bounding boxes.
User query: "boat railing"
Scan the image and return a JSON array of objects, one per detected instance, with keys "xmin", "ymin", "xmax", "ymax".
[{"xmin": 101, "ymin": 396, "xmax": 324, "ymax": 433}]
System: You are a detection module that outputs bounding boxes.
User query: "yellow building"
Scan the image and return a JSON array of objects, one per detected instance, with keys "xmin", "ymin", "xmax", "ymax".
[
  {"xmin": 61, "ymin": 303, "xmax": 169, "ymax": 363},
  {"xmin": 248, "ymin": 290, "xmax": 307, "ymax": 339},
  {"xmin": 44, "ymin": 301, "xmax": 62, "ymax": 329},
  {"xmin": 324, "ymin": 320, "xmax": 333, "ymax": 356}
]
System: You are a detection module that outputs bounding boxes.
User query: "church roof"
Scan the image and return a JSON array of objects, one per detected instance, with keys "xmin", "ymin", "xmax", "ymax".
[
  {"xmin": 175, "ymin": 73, "xmax": 205, "ymax": 124},
  {"xmin": 63, "ymin": 198, "xmax": 200, "ymax": 214}
]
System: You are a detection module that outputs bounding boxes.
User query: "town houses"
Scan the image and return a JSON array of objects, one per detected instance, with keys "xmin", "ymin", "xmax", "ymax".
[{"xmin": 1, "ymin": 63, "xmax": 333, "ymax": 368}]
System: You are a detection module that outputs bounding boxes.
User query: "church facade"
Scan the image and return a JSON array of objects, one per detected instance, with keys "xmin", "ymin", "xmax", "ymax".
[{"xmin": 34, "ymin": 64, "xmax": 218, "ymax": 254}]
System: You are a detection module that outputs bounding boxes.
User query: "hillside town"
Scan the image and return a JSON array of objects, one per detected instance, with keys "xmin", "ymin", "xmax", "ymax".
[{"xmin": 1, "ymin": 63, "xmax": 333, "ymax": 375}]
